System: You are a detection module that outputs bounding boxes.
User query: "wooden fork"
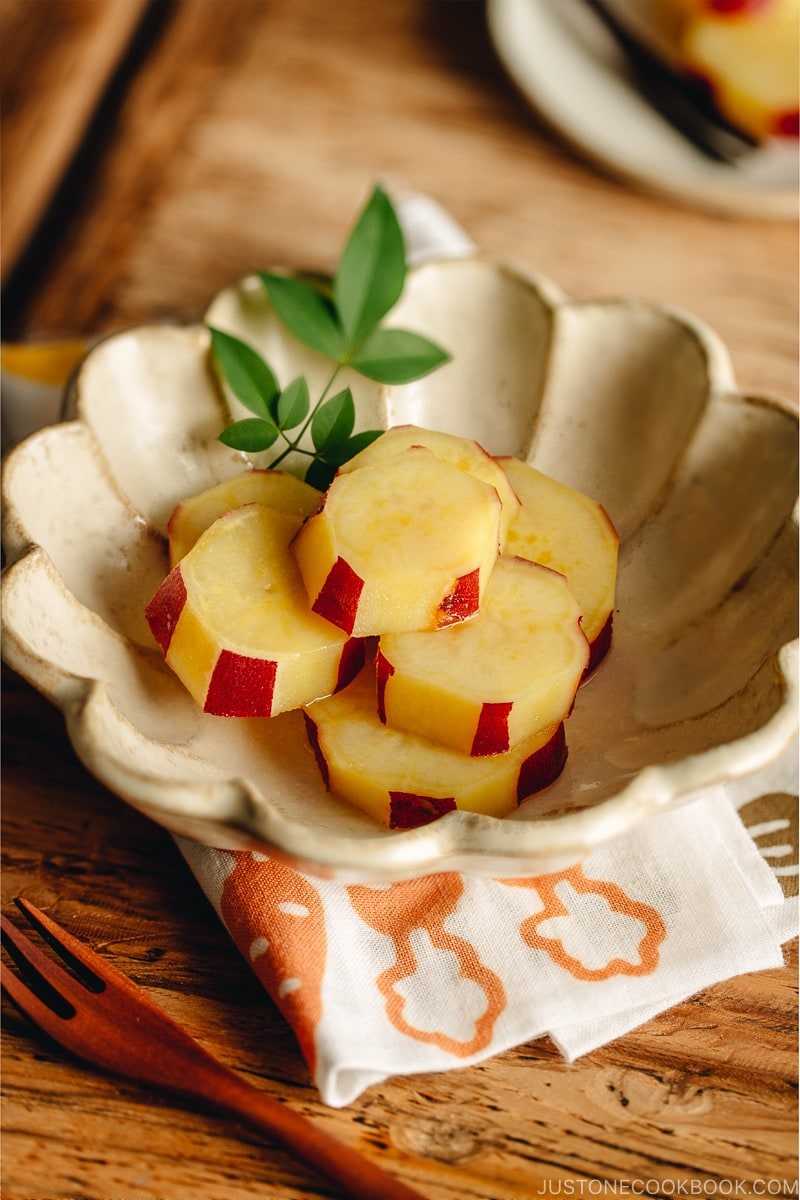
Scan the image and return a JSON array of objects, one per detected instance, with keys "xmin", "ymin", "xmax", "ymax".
[{"xmin": 1, "ymin": 898, "xmax": 427, "ymax": 1200}]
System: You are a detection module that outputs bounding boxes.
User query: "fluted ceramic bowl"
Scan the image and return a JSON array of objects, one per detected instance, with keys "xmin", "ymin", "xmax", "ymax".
[{"xmin": 2, "ymin": 258, "xmax": 797, "ymax": 881}]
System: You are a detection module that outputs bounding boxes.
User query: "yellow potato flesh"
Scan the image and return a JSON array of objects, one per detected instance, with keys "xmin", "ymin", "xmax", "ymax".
[
  {"xmin": 169, "ymin": 504, "xmax": 354, "ymax": 714},
  {"xmin": 339, "ymin": 424, "xmax": 520, "ymax": 541},
  {"xmin": 293, "ymin": 447, "xmax": 501, "ymax": 635},
  {"xmin": 499, "ymin": 456, "xmax": 618, "ymax": 648},
  {"xmin": 380, "ymin": 556, "xmax": 588, "ymax": 755},
  {"xmin": 167, "ymin": 469, "xmax": 320, "ymax": 566},
  {"xmin": 305, "ymin": 671, "xmax": 565, "ymax": 827}
]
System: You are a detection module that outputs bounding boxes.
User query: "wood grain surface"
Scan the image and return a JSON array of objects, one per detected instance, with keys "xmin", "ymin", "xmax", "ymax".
[
  {"xmin": 0, "ymin": 0, "xmax": 152, "ymax": 283},
  {"xmin": 2, "ymin": 1, "xmax": 797, "ymax": 1198}
]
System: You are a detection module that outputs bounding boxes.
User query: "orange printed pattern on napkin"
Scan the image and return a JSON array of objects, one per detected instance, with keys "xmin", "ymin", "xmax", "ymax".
[
  {"xmin": 220, "ymin": 853, "xmax": 327, "ymax": 1070},
  {"xmin": 503, "ymin": 865, "xmax": 666, "ymax": 981},
  {"xmin": 347, "ymin": 875, "xmax": 506, "ymax": 1056}
]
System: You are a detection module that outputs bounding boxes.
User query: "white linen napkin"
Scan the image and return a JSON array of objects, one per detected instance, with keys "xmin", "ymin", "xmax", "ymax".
[
  {"xmin": 3, "ymin": 189, "xmax": 796, "ymax": 1109},
  {"xmin": 177, "ymin": 782, "xmax": 795, "ymax": 1107}
]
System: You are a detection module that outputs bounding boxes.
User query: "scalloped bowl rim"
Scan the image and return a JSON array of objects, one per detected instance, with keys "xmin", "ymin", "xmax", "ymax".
[{"xmin": 2, "ymin": 255, "xmax": 798, "ymax": 881}]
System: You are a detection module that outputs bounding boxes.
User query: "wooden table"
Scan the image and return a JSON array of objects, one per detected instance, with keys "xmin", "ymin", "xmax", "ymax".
[{"xmin": 2, "ymin": 2, "xmax": 797, "ymax": 1197}]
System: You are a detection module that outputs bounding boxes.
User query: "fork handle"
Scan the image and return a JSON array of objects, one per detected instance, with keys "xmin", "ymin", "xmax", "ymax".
[{"xmin": 189, "ymin": 1060, "xmax": 426, "ymax": 1200}]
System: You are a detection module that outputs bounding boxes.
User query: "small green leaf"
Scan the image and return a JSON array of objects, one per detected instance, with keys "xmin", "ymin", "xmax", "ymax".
[
  {"xmin": 277, "ymin": 376, "xmax": 310, "ymax": 430},
  {"xmin": 208, "ymin": 327, "xmax": 279, "ymax": 419},
  {"xmin": 333, "ymin": 186, "xmax": 406, "ymax": 351},
  {"xmin": 346, "ymin": 428, "xmax": 385, "ymax": 453},
  {"xmin": 219, "ymin": 417, "xmax": 280, "ymax": 452},
  {"xmin": 311, "ymin": 387, "xmax": 355, "ymax": 452},
  {"xmin": 213, "ymin": 189, "xmax": 452, "ymax": 482},
  {"xmin": 321, "ymin": 428, "xmax": 385, "ymax": 467},
  {"xmin": 259, "ymin": 273, "xmax": 344, "ymax": 359},
  {"xmin": 350, "ymin": 328, "xmax": 451, "ymax": 383},
  {"xmin": 304, "ymin": 457, "xmax": 338, "ymax": 492}
]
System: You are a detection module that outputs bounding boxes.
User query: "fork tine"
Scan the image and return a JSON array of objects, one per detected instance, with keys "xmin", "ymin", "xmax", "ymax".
[
  {"xmin": 1, "ymin": 962, "xmax": 73, "ymax": 1029},
  {"xmin": 14, "ymin": 898, "xmax": 105, "ymax": 992},
  {"xmin": 2, "ymin": 907, "xmax": 430, "ymax": 1200},
  {"xmin": 1, "ymin": 911, "xmax": 88, "ymax": 1012}
]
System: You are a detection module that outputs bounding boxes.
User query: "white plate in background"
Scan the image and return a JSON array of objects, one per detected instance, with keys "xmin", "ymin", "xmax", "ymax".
[{"xmin": 487, "ymin": 0, "xmax": 798, "ymax": 219}]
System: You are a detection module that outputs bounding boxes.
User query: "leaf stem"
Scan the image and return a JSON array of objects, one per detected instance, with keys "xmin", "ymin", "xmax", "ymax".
[{"xmin": 265, "ymin": 362, "xmax": 343, "ymax": 469}]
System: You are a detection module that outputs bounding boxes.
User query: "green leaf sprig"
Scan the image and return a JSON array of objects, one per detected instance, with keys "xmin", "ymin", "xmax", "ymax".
[{"xmin": 208, "ymin": 186, "xmax": 451, "ymax": 491}]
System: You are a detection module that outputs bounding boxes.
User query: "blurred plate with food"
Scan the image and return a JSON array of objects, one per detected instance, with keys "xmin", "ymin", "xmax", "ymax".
[{"xmin": 487, "ymin": 0, "xmax": 799, "ymax": 218}]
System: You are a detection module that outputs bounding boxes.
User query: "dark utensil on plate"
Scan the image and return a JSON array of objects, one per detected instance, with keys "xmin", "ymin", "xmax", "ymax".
[{"xmin": 578, "ymin": 0, "xmax": 759, "ymax": 163}]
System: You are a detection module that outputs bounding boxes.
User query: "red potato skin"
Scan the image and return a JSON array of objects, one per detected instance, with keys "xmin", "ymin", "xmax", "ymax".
[
  {"xmin": 311, "ymin": 556, "xmax": 364, "ymax": 634},
  {"xmin": 516, "ymin": 723, "xmax": 567, "ymax": 802},
  {"xmin": 774, "ymin": 110, "xmax": 799, "ymax": 137},
  {"xmin": 147, "ymin": 563, "xmax": 365, "ymax": 719},
  {"xmin": 206, "ymin": 639, "xmax": 364, "ymax": 719},
  {"xmin": 436, "ymin": 567, "xmax": 481, "ymax": 627},
  {"xmin": 378, "ymin": 646, "xmax": 517, "ymax": 756},
  {"xmin": 335, "ymin": 637, "xmax": 368, "ymax": 692},
  {"xmin": 471, "ymin": 701, "xmax": 514, "ymax": 756},
  {"xmin": 375, "ymin": 647, "xmax": 395, "ymax": 723},
  {"xmin": 705, "ymin": 0, "xmax": 768, "ymax": 13},
  {"xmin": 312, "ymin": 562, "xmax": 482, "ymax": 636},
  {"xmin": 389, "ymin": 792, "xmax": 457, "ymax": 830},
  {"xmin": 302, "ymin": 713, "xmax": 569, "ymax": 829},
  {"xmin": 303, "ymin": 712, "xmax": 330, "ymax": 789},
  {"xmin": 205, "ymin": 651, "xmax": 277, "ymax": 717},
  {"xmin": 145, "ymin": 566, "xmax": 187, "ymax": 654},
  {"xmin": 147, "ymin": 568, "xmax": 279, "ymax": 717},
  {"xmin": 305, "ymin": 696, "xmax": 462, "ymax": 830},
  {"xmin": 585, "ymin": 502, "xmax": 617, "ymax": 676},
  {"xmin": 586, "ymin": 612, "xmax": 614, "ymax": 678}
]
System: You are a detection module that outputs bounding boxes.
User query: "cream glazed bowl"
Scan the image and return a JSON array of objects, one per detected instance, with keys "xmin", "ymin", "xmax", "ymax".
[{"xmin": 2, "ymin": 257, "xmax": 797, "ymax": 882}]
